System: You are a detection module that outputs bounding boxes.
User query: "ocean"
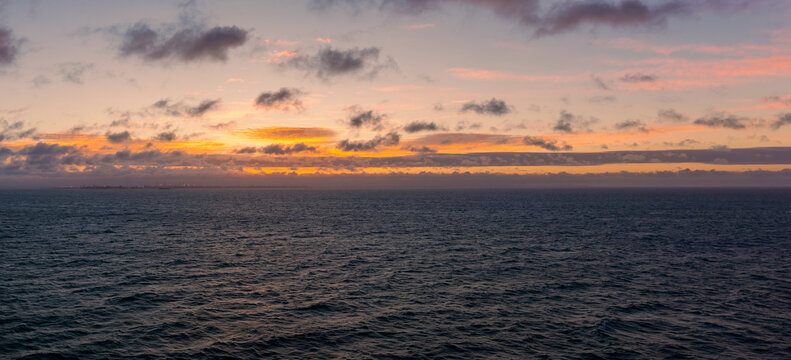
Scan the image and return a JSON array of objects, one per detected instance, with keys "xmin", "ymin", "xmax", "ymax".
[{"xmin": 1, "ymin": 189, "xmax": 789, "ymax": 359}]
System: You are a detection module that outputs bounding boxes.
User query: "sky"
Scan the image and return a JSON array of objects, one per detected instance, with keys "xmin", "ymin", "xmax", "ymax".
[{"xmin": 1, "ymin": 0, "xmax": 790, "ymax": 187}]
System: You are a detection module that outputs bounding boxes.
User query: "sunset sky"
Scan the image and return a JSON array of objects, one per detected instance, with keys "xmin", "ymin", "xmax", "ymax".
[{"xmin": 1, "ymin": 0, "xmax": 790, "ymax": 187}]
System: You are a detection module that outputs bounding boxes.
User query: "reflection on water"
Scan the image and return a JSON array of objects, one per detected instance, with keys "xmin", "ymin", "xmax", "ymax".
[{"xmin": 1, "ymin": 189, "xmax": 790, "ymax": 358}]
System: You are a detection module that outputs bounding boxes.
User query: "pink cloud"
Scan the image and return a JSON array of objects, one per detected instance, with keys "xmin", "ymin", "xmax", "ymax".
[{"xmin": 447, "ymin": 68, "xmax": 575, "ymax": 83}]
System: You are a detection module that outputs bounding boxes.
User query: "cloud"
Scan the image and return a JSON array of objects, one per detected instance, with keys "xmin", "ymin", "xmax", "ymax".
[
  {"xmin": 235, "ymin": 143, "xmax": 317, "ymax": 155},
  {"xmin": 763, "ymin": 95, "xmax": 791, "ymax": 106},
  {"xmin": 0, "ymin": 26, "xmax": 23, "ymax": 65},
  {"xmin": 242, "ymin": 127, "xmax": 337, "ymax": 141},
  {"xmin": 337, "ymin": 132, "xmax": 400, "ymax": 151},
  {"xmin": 553, "ymin": 110, "xmax": 597, "ymax": 133},
  {"xmin": 254, "ymin": 88, "xmax": 304, "ymax": 110},
  {"xmin": 404, "ymin": 121, "xmax": 441, "ymax": 133},
  {"xmin": 535, "ymin": 0, "xmax": 687, "ymax": 36},
  {"xmin": 588, "ymin": 95, "xmax": 617, "ymax": 103},
  {"xmin": 657, "ymin": 108, "xmax": 687, "ymax": 122},
  {"xmin": 619, "ymin": 72, "xmax": 657, "ymax": 83},
  {"xmin": 151, "ymin": 98, "xmax": 221, "ymax": 118},
  {"xmin": 313, "ymin": 0, "xmax": 706, "ymax": 37},
  {"xmin": 664, "ymin": 139, "xmax": 699, "ymax": 147},
  {"xmin": 347, "ymin": 107, "xmax": 386, "ymax": 129},
  {"xmin": 281, "ymin": 46, "xmax": 396, "ymax": 80},
  {"xmin": 771, "ymin": 113, "xmax": 791, "ymax": 129},
  {"xmin": 119, "ymin": 23, "xmax": 248, "ymax": 63},
  {"xmin": 154, "ymin": 131, "xmax": 176, "ymax": 141},
  {"xmin": 693, "ymin": 113, "xmax": 747, "ymax": 129},
  {"xmin": 106, "ymin": 131, "xmax": 132, "ymax": 143},
  {"xmin": 522, "ymin": 136, "xmax": 572, "ymax": 151},
  {"xmin": 57, "ymin": 62, "xmax": 94, "ymax": 84},
  {"xmin": 207, "ymin": 121, "xmax": 236, "ymax": 130},
  {"xmin": 614, "ymin": 119, "xmax": 649, "ymax": 132},
  {"xmin": 591, "ymin": 75, "xmax": 611, "ymax": 90},
  {"xmin": 460, "ymin": 98, "xmax": 512, "ymax": 116},
  {"xmin": 403, "ymin": 145, "xmax": 437, "ymax": 153},
  {"xmin": 0, "ymin": 120, "xmax": 36, "ymax": 142}
]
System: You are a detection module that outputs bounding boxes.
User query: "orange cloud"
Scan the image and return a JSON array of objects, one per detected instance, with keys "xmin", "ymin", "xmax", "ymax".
[
  {"xmin": 240, "ymin": 127, "xmax": 337, "ymax": 142},
  {"xmin": 316, "ymin": 37, "xmax": 333, "ymax": 44}
]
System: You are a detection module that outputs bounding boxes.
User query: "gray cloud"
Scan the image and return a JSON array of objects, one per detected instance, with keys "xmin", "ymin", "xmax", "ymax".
[
  {"xmin": 347, "ymin": 107, "xmax": 386, "ymax": 129},
  {"xmin": 313, "ymin": 0, "xmax": 707, "ymax": 37},
  {"xmin": 282, "ymin": 46, "xmax": 397, "ymax": 80},
  {"xmin": 152, "ymin": 98, "xmax": 221, "ymax": 118},
  {"xmin": 620, "ymin": 72, "xmax": 657, "ymax": 83},
  {"xmin": 255, "ymin": 88, "xmax": 304, "ymax": 110},
  {"xmin": 694, "ymin": 113, "xmax": 747, "ymax": 129},
  {"xmin": 763, "ymin": 95, "xmax": 791, "ymax": 106},
  {"xmin": 106, "ymin": 131, "xmax": 132, "ymax": 143},
  {"xmin": 461, "ymin": 98, "xmax": 511, "ymax": 116},
  {"xmin": 119, "ymin": 23, "xmax": 248, "ymax": 63},
  {"xmin": 522, "ymin": 136, "xmax": 572, "ymax": 151},
  {"xmin": 591, "ymin": 75, "xmax": 611, "ymax": 90},
  {"xmin": 154, "ymin": 131, "xmax": 176, "ymax": 141},
  {"xmin": 657, "ymin": 108, "xmax": 687, "ymax": 122},
  {"xmin": 235, "ymin": 143, "xmax": 317, "ymax": 155},
  {"xmin": 403, "ymin": 145, "xmax": 437, "ymax": 153},
  {"xmin": 664, "ymin": 139, "xmax": 699, "ymax": 147},
  {"xmin": 615, "ymin": 119, "xmax": 649, "ymax": 132},
  {"xmin": 404, "ymin": 121, "xmax": 441, "ymax": 133},
  {"xmin": 554, "ymin": 110, "xmax": 597, "ymax": 133},
  {"xmin": 0, "ymin": 26, "xmax": 22, "ymax": 65},
  {"xmin": 0, "ymin": 120, "xmax": 36, "ymax": 142},
  {"xmin": 771, "ymin": 113, "xmax": 791, "ymax": 130},
  {"xmin": 337, "ymin": 132, "xmax": 400, "ymax": 151},
  {"xmin": 58, "ymin": 62, "xmax": 94, "ymax": 84}
]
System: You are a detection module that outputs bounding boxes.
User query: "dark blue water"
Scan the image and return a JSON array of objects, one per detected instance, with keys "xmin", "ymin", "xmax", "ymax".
[{"xmin": 1, "ymin": 189, "xmax": 790, "ymax": 359}]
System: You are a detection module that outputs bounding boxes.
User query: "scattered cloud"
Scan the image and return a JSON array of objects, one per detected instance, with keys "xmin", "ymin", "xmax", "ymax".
[
  {"xmin": 57, "ymin": 62, "xmax": 94, "ymax": 84},
  {"xmin": 522, "ymin": 136, "xmax": 572, "ymax": 151},
  {"xmin": 254, "ymin": 88, "xmax": 304, "ymax": 111},
  {"xmin": 404, "ymin": 121, "xmax": 442, "ymax": 133},
  {"xmin": 106, "ymin": 131, "xmax": 132, "ymax": 143},
  {"xmin": 591, "ymin": 75, "xmax": 611, "ymax": 90},
  {"xmin": 620, "ymin": 72, "xmax": 657, "ymax": 83},
  {"xmin": 553, "ymin": 110, "xmax": 597, "ymax": 133},
  {"xmin": 0, "ymin": 120, "xmax": 36, "ymax": 142},
  {"xmin": 614, "ymin": 119, "xmax": 649, "ymax": 132},
  {"xmin": 403, "ymin": 145, "xmax": 437, "ymax": 153},
  {"xmin": 347, "ymin": 106, "xmax": 386, "ymax": 129},
  {"xmin": 151, "ymin": 98, "xmax": 221, "ymax": 118},
  {"xmin": 118, "ymin": 22, "xmax": 248, "ymax": 63},
  {"xmin": 242, "ymin": 127, "xmax": 336, "ymax": 141},
  {"xmin": 236, "ymin": 143, "xmax": 317, "ymax": 155},
  {"xmin": 460, "ymin": 98, "xmax": 512, "ymax": 116},
  {"xmin": 771, "ymin": 113, "xmax": 791, "ymax": 129},
  {"xmin": 694, "ymin": 113, "xmax": 747, "ymax": 129},
  {"xmin": 281, "ymin": 46, "xmax": 397, "ymax": 80},
  {"xmin": 657, "ymin": 108, "xmax": 687, "ymax": 122},
  {"xmin": 316, "ymin": 37, "xmax": 333, "ymax": 43},
  {"xmin": 0, "ymin": 27, "xmax": 23, "ymax": 65},
  {"xmin": 337, "ymin": 132, "xmax": 400, "ymax": 151},
  {"xmin": 154, "ymin": 131, "xmax": 176, "ymax": 141}
]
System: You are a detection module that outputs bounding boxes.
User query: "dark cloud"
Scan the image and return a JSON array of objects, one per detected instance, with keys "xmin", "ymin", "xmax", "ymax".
[
  {"xmin": 657, "ymin": 108, "xmax": 687, "ymax": 122},
  {"xmin": 461, "ymin": 98, "xmax": 511, "ymax": 116},
  {"xmin": 403, "ymin": 145, "xmax": 437, "ymax": 153},
  {"xmin": 235, "ymin": 143, "xmax": 317, "ymax": 155},
  {"xmin": 693, "ymin": 113, "xmax": 746, "ymax": 129},
  {"xmin": 620, "ymin": 72, "xmax": 657, "ymax": 83},
  {"xmin": 106, "ymin": 131, "xmax": 132, "ymax": 143},
  {"xmin": 313, "ymin": 0, "xmax": 707, "ymax": 37},
  {"xmin": 554, "ymin": 110, "xmax": 597, "ymax": 133},
  {"xmin": 0, "ymin": 120, "xmax": 36, "ymax": 142},
  {"xmin": 536, "ymin": 0, "xmax": 686, "ymax": 36},
  {"xmin": 347, "ymin": 107, "xmax": 386, "ymax": 129},
  {"xmin": 57, "ymin": 62, "xmax": 94, "ymax": 84},
  {"xmin": 771, "ymin": 113, "xmax": 791, "ymax": 130},
  {"xmin": 404, "ymin": 121, "xmax": 441, "ymax": 133},
  {"xmin": 615, "ymin": 120, "xmax": 649, "ymax": 132},
  {"xmin": 337, "ymin": 132, "xmax": 400, "ymax": 151},
  {"xmin": 254, "ymin": 88, "xmax": 304, "ymax": 110},
  {"xmin": 522, "ymin": 136, "xmax": 572, "ymax": 151},
  {"xmin": 0, "ymin": 26, "xmax": 22, "ymax": 65},
  {"xmin": 282, "ymin": 46, "xmax": 396, "ymax": 80},
  {"xmin": 591, "ymin": 75, "xmax": 611, "ymax": 90},
  {"xmin": 119, "ymin": 23, "xmax": 248, "ymax": 63},
  {"xmin": 154, "ymin": 131, "xmax": 176, "ymax": 141},
  {"xmin": 151, "ymin": 98, "xmax": 221, "ymax": 118}
]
